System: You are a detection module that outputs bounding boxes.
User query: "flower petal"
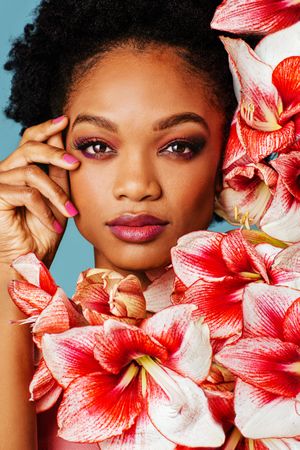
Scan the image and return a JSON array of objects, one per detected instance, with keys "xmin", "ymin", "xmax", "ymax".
[
  {"xmin": 283, "ymin": 298, "xmax": 300, "ymax": 345},
  {"xmin": 243, "ymin": 283, "xmax": 300, "ymax": 339},
  {"xmin": 144, "ymin": 269, "xmax": 174, "ymax": 313},
  {"xmin": 100, "ymin": 409, "xmax": 176, "ymax": 450},
  {"xmin": 235, "ymin": 380, "xmax": 300, "ymax": 438},
  {"xmin": 261, "ymin": 179, "xmax": 300, "ymax": 242},
  {"xmin": 29, "ymin": 357, "xmax": 62, "ymax": 413},
  {"xmin": 110, "ymin": 275, "xmax": 146, "ymax": 319},
  {"xmin": 141, "ymin": 304, "xmax": 212, "ymax": 383},
  {"xmin": 42, "ymin": 326, "xmax": 103, "ymax": 388},
  {"xmin": 178, "ymin": 278, "xmax": 244, "ymax": 340},
  {"xmin": 216, "ymin": 337, "xmax": 300, "ymax": 397},
  {"xmin": 171, "ymin": 231, "xmax": 227, "ymax": 286},
  {"xmin": 273, "ymin": 57, "xmax": 300, "ymax": 116},
  {"xmin": 220, "ymin": 37, "xmax": 281, "ymax": 131},
  {"xmin": 57, "ymin": 372, "xmax": 143, "ymax": 443},
  {"xmin": 147, "ymin": 370, "xmax": 225, "ymax": 447},
  {"xmin": 255, "ymin": 22, "xmax": 300, "ymax": 70},
  {"xmin": 7, "ymin": 280, "xmax": 52, "ymax": 316},
  {"xmin": 238, "ymin": 118, "xmax": 295, "ymax": 162},
  {"xmin": 211, "ymin": 0, "xmax": 300, "ymax": 35},
  {"xmin": 271, "ymin": 151, "xmax": 300, "ymax": 201},
  {"xmin": 93, "ymin": 320, "xmax": 168, "ymax": 374},
  {"xmin": 32, "ymin": 287, "xmax": 86, "ymax": 346},
  {"xmin": 11, "ymin": 252, "xmax": 57, "ymax": 294}
]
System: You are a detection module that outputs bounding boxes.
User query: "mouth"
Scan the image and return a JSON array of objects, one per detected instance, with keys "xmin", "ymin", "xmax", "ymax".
[{"xmin": 106, "ymin": 214, "xmax": 169, "ymax": 243}]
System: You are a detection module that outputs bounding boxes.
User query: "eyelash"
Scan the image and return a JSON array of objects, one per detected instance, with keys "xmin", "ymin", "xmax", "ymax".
[{"xmin": 73, "ymin": 137, "xmax": 206, "ymax": 160}]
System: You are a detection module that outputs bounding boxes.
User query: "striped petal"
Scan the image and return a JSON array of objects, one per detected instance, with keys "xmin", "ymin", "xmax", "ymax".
[
  {"xmin": 261, "ymin": 179, "xmax": 300, "ymax": 242},
  {"xmin": 216, "ymin": 337, "xmax": 300, "ymax": 397},
  {"xmin": 141, "ymin": 304, "xmax": 212, "ymax": 383},
  {"xmin": 57, "ymin": 371, "xmax": 143, "ymax": 443},
  {"xmin": 144, "ymin": 269, "xmax": 174, "ymax": 313},
  {"xmin": 211, "ymin": 0, "xmax": 300, "ymax": 35},
  {"xmin": 171, "ymin": 231, "xmax": 227, "ymax": 286},
  {"xmin": 271, "ymin": 151, "xmax": 300, "ymax": 201},
  {"xmin": 11, "ymin": 252, "xmax": 57, "ymax": 294},
  {"xmin": 100, "ymin": 409, "xmax": 176, "ymax": 450},
  {"xmin": 42, "ymin": 326, "xmax": 103, "ymax": 388},
  {"xmin": 235, "ymin": 380, "xmax": 300, "ymax": 438},
  {"xmin": 283, "ymin": 298, "xmax": 300, "ymax": 345},
  {"xmin": 7, "ymin": 280, "xmax": 52, "ymax": 316},
  {"xmin": 178, "ymin": 278, "xmax": 245, "ymax": 340},
  {"xmin": 93, "ymin": 320, "xmax": 168, "ymax": 375},
  {"xmin": 220, "ymin": 37, "xmax": 282, "ymax": 131},
  {"xmin": 243, "ymin": 283, "xmax": 300, "ymax": 339},
  {"xmin": 29, "ymin": 357, "xmax": 62, "ymax": 413},
  {"xmin": 146, "ymin": 370, "xmax": 225, "ymax": 447}
]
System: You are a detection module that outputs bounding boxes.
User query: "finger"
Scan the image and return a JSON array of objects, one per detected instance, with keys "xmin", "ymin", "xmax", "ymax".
[
  {"xmin": 47, "ymin": 132, "xmax": 70, "ymax": 196},
  {"xmin": 0, "ymin": 165, "xmax": 78, "ymax": 219},
  {"xmin": 0, "ymin": 141, "xmax": 80, "ymax": 172},
  {"xmin": 19, "ymin": 116, "xmax": 68, "ymax": 146},
  {"xmin": 0, "ymin": 184, "xmax": 64, "ymax": 234}
]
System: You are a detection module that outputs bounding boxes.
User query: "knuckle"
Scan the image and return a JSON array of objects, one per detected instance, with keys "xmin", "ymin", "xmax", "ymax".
[
  {"xmin": 25, "ymin": 164, "xmax": 40, "ymax": 179},
  {"xmin": 24, "ymin": 186, "xmax": 40, "ymax": 200}
]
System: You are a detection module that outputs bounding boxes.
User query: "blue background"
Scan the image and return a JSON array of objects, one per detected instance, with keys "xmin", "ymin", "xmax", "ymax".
[{"xmin": 0, "ymin": 0, "xmax": 232, "ymax": 296}]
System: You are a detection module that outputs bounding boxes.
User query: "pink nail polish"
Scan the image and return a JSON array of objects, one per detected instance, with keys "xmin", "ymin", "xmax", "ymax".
[
  {"xmin": 63, "ymin": 154, "xmax": 79, "ymax": 164},
  {"xmin": 52, "ymin": 115, "xmax": 65, "ymax": 124},
  {"xmin": 65, "ymin": 200, "xmax": 79, "ymax": 216},
  {"xmin": 53, "ymin": 219, "xmax": 64, "ymax": 234}
]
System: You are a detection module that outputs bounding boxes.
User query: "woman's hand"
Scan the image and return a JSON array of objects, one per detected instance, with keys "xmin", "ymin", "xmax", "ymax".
[{"xmin": 0, "ymin": 116, "xmax": 80, "ymax": 267}]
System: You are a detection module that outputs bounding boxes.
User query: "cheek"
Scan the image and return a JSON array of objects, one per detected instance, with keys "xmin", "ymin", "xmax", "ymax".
[{"xmin": 165, "ymin": 157, "xmax": 220, "ymax": 231}]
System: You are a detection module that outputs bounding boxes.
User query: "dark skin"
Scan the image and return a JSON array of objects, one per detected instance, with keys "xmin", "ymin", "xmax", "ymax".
[{"xmin": 65, "ymin": 44, "xmax": 225, "ymax": 287}]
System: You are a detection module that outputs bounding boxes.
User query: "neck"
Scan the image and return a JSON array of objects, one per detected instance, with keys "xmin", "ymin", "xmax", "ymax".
[{"xmin": 93, "ymin": 250, "xmax": 152, "ymax": 290}]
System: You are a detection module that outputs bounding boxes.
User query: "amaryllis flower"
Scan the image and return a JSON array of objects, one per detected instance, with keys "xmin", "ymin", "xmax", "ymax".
[
  {"xmin": 171, "ymin": 229, "xmax": 300, "ymax": 341},
  {"xmin": 41, "ymin": 305, "xmax": 225, "ymax": 448},
  {"xmin": 8, "ymin": 252, "xmax": 86, "ymax": 412},
  {"xmin": 215, "ymin": 160, "xmax": 277, "ymax": 229},
  {"xmin": 215, "ymin": 283, "xmax": 300, "ymax": 439},
  {"xmin": 72, "ymin": 267, "xmax": 147, "ymax": 325},
  {"xmin": 220, "ymin": 24, "xmax": 300, "ymax": 164},
  {"xmin": 211, "ymin": 0, "xmax": 300, "ymax": 35}
]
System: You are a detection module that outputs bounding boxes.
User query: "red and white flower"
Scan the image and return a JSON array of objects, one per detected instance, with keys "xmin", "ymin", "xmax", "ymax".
[
  {"xmin": 8, "ymin": 253, "xmax": 86, "ymax": 412},
  {"xmin": 211, "ymin": 0, "xmax": 300, "ymax": 35},
  {"xmin": 41, "ymin": 305, "xmax": 225, "ymax": 448},
  {"xmin": 171, "ymin": 230, "xmax": 300, "ymax": 342},
  {"xmin": 72, "ymin": 267, "xmax": 147, "ymax": 324},
  {"xmin": 215, "ymin": 283, "xmax": 300, "ymax": 439}
]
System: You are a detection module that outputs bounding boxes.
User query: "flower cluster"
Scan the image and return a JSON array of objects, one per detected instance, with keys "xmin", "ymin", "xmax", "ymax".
[
  {"xmin": 212, "ymin": 0, "xmax": 300, "ymax": 242},
  {"xmin": 8, "ymin": 228, "xmax": 300, "ymax": 449}
]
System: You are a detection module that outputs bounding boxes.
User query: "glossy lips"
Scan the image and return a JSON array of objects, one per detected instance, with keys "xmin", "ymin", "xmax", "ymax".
[{"xmin": 106, "ymin": 214, "xmax": 169, "ymax": 243}]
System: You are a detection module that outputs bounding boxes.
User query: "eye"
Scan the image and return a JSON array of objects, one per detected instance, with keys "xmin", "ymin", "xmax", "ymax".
[
  {"xmin": 159, "ymin": 139, "xmax": 206, "ymax": 159},
  {"xmin": 73, "ymin": 138, "xmax": 116, "ymax": 159}
]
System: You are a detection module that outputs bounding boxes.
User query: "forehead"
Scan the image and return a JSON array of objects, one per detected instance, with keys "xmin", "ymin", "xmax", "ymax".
[{"xmin": 64, "ymin": 44, "xmax": 224, "ymax": 130}]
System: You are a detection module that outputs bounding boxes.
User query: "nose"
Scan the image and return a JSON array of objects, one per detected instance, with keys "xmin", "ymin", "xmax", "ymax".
[{"xmin": 112, "ymin": 152, "xmax": 162, "ymax": 202}]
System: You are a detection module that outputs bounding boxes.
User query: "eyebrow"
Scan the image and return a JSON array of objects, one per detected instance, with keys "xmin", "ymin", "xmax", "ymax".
[{"xmin": 71, "ymin": 112, "xmax": 209, "ymax": 133}]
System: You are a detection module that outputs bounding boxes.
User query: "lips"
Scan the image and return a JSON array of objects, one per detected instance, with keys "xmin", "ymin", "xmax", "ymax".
[
  {"xmin": 107, "ymin": 214, "xmax": 169, "ymax": 227},
  {"xmin": 106, "ymin": 214, "xmax": 169, "ymax": 243}
]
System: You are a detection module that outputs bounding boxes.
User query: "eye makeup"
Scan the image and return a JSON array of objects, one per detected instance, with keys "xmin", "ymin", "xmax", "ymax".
[{"xmin": 71, "ymin": 135, "xmax": 206, "ymax": 161}]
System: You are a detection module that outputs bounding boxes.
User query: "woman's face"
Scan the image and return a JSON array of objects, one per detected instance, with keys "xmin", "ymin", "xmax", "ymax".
[{"xmin": 65, "ymin": 45, "xmax": 225, "ymax": 278}]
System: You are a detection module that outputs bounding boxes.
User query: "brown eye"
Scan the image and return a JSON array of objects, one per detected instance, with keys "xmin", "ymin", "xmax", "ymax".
[{"xmin": 159, "ymin": 138, "xmax": 206, "ymax": 159}]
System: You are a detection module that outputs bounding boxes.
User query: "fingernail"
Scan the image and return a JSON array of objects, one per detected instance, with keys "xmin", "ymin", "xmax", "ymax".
[
  {"xmin": 52, "ymin": 115, "xmax": 66, "ymax": 124},
  {"xmin": 65, "ymin": 200, "xmax": 79, "ymax": 216},
  {"xmin": 63, "ymin": 154, "xmax": 79, "ymax": 164},
  {"xmin": 53, "ymin": 219, "xmax": 64, "ymax": 234}
]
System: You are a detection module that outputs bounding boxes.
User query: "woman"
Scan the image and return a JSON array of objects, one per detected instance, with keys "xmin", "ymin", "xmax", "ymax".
[{"xmin": 0, "ymin": 0, "xmax": 236, "ymax": 448}]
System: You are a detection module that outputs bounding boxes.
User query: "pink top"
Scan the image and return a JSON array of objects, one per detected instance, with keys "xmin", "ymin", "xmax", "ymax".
[{"xmin": 37, "ymin": 402, "xmax": 98, "ymax": 450}]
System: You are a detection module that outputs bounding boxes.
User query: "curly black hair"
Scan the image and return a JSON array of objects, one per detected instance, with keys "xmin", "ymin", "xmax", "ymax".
[{"xmin": 4, "ymin": 0, "xmax": 237, "ymax": 132}]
